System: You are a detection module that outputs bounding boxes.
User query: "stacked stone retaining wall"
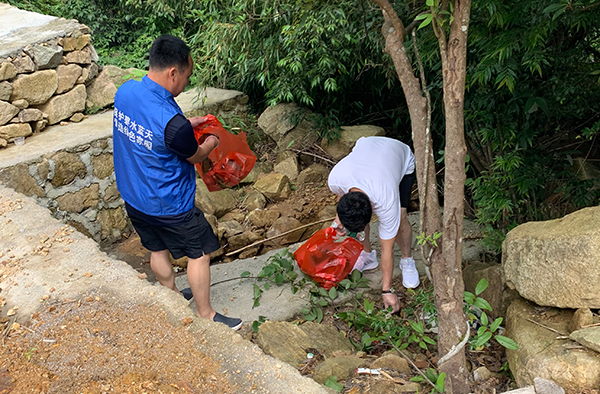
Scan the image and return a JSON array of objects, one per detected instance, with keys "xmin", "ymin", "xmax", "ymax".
[
  {"xmin": 0, "ymin": 136, "xmax": 129, "ymax": 244},
  {"xmin": 0, "ymin": 4, "xmax": 116, "ymax": 149}
]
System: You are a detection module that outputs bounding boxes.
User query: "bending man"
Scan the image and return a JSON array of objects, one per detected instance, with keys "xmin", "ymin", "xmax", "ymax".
[{"xmin": 328, "ymin": 136, "xmax": 419, "ymax": 313}]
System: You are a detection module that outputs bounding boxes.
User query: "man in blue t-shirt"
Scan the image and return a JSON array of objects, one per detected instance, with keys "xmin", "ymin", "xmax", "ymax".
[{"xmin": 113, "ymin": 35, "xmax": 242, "ymax": 330}]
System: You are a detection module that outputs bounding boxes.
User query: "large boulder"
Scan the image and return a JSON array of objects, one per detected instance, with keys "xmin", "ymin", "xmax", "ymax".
[
  {"xmin": 247, "ymin": 209, "xmax": 281, "ymax": 228},
  {"xmin": 64, "ymin": 46, "xmax": 92, "ymax": 65},
  {"xmin": 86, "ymin": 69, "xmax": 117, "ymax": 109},
  {"xmin": 503, "ymin": 207, "xmax": 600, "ymax": 308},
  {"xmin": 0, "ymin": 163, "xmax": 44, "ymax": 197},
  {"xmin": 297, "ymin": 163, "xmax": 330, "ymax": 186},
  {"xmin": 320, "ymin": 125, "xmax": 385, "ymax": 160},
  {"xmin": 38, "ymin": 84, "xmax": 87, "ymax": 125},
  {"xmin": 506, "ymin": 298, "xmax": 600, "ymax": 390},
  {"xmin": 50, "ymin": 151, "xmax": 87, "ymax": 186},
  {"xmin": 103, "ymin": 65, "xmax": 145, "ymax": 87},
  {"xmin": 257, "ymin": 103, "xmax": 319, "ymax": 151},
  {"xmin": 462, "ymin": 262, "xmax": 519, "ymax": 319},
  {"xmin": 10, "ymin": 70, "xmax": 57, "ymax": 105},
  {"xmin": 240, "ymin": 189, "xmax": 266, "ymax": 211},
  {"xmin": 312, "ymin": 356, "xmax": 367, "ymax": 384},
  {"xmin": 266, "ymin": 217, "xmax": 304, "ymax": 246}
]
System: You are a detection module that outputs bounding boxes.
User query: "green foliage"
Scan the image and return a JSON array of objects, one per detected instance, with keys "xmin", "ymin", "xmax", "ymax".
[
  {"xmin": 464, "ymin": 279, "xmax": 518, "ymax": 350},
  {"xmin": 249, "ymin": 249, "xmax": 300, "ymax": 308},
  {"xmin": 411, "ymin": 369, "xmax": 447, "ymax": 393},
  {"xmin": 251, "ymin": 315, "xmax": 267, "ymax": 333},
  {"xmin": 337, "ymin": 284, "xmax": 438, "ymax": 352},
  {"xmin": 324, "ymin": 376, "xmax": 344, "ymax": 392},
  {"xmin": 416, "ymin": 231, "xmax": 443, "ymax": 248}
]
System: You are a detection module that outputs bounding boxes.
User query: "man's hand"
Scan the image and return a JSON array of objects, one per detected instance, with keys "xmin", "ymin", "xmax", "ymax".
[
  {"xmin": 202, "ymin": 134, "xmax": 219, "ymax": 150},
  {"xmin": 382, "ymin": 293, "xmax": 400, "ymax": 313},
  {"xmin": 331, "ymin": 215, "xmax": 347, "ymax": 239},
  {"xmin": 188, "ymin": 116, "xmax": 209, "ymax": 128}
]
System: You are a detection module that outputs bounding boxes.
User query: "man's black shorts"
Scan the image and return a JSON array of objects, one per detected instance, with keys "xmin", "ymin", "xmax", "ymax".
[
  {"xmin": 129, "ymin": 207, "xmax": 220, "ymax": 259},
  {"xmin": 399, "ymin": 171, "xmax": 416, "ymax": 208}
]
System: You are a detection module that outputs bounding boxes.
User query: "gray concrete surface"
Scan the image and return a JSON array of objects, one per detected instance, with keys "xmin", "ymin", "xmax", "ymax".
[
  {"xmin": 0, "ymin": 2, "xmax": 84, "ymax": 58},
  {"xmin": 0, "ymin": 184, "xmax": 329, "ymax": 393}
]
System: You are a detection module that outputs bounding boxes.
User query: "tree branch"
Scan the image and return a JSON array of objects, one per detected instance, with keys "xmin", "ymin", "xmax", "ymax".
[{"xmin": 370, "ymin": 0, "xmax": 406, "ymax": 38}]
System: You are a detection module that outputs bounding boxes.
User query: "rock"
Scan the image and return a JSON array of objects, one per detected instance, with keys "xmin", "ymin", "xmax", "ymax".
[
  {"xmin": 312, "ymin": 356, "xmax": 366, "ymax": 384},
  {"xmin": 103, "ymin": 181, "xmax": 120, "ymax": 202},
  {"xmin": 368, "ymin": 381, "xmax": 422, "ymax": 394},
  {"xmin": 38, "ymin": 84, "xmax": 86, "ymax": 125},
  {"xmin": 370, "ymin": 354, "xmax": 411, "ymax": 374},
  {"xmin": 219, "ymin": 220, "xmax": 244, "ymax": 238},
  {"xmin": 220, "ymin": 210, "xmax": 246, "ymax": 223},
  {"xmin": 0, "ymin": 164, "xmax": 44, "ymax": 197},
  {"xmin": 240, "ymin": 160, "xmax": 272, "ymax": 184},
  {"xmin": 34, "ymin": 120, "xmax": 48, "ymax": 133},
  {"xmin": 50, "ymin": 151, "xmax": 87, "ymax": 186},
  {"xmin": 62, "ymin": 34, "xmax": 91, "ymax": 51},
  {"xmin": 194, "ymin": 179, "xmax": 237, "ymax": 218},
  {"xmin": 16, "ymin": 108, "xmax": 43, "ymax": 123},
  {"xmin": 297, "ymin": 164, "xmax": 330, "ymax": 186},
  {"xmin": 506, "ymin": 298, "xmax": 600, "ymax": 389},
  {"xmin": 463, "ymin": 262, "xmax": 516, "ymax": 318},
  {"xmin": 0, "ymin": 62, "xmax": 17, "ymax": 81},
  {"xmin": 56, "ymin": 64, "xmax": 83, "ymax": 94},
  {"xmin": 0, "ymin": 123, "xmax": 32, "ymax": 141},
  {"xmin": 239, "ymin": 246, "xmax": 261, "ymax": 259},
  {"xmin": 257, "ymin": 103, "xmax": 319, "ymax": 151},
  {"xmin": 204, "ymin": 213, "xmax": 218, "ymax": 235},
  {"xmin": 274, "ymin": 151, "xmax": 300, "ymax": 181},
  {"xmin": 10, "ymin": 70, "xmax": 57, "ymax": 105},
  {"xmin": 503, "ymin": 206, "xmax": 600, "ymax": 308},
  {"xmin": 11, "ymin": 99, "xmax": 28, "ymax": 110},
  {"xmin": 568, "ymin": 308, "xmax": 593, "ymax": 333},
  {"xmin": 0, "ymin": 81, "xmax": 12, "ymax": 101},
  {"xmin": 37, "ymin": 159, "xmax": 50, "ymax": 180},
  {"xmin": 77, "ymin": 63, "xmax": 99, "ymax": 85},
  {"xmin": 97, "ymin": 207, "xmax": 128, "ymax": 241},
  {"xmin": 253, "ymin": 173, "xmax": 292, "ymax": 201},
  {"xmin": 64, "ymin": 46, "xmax": 92, "ymax": 65},
  {"xmin": 266, "ymin": 217, "xmax": 304, "ymax": 246},
  {"xmin": 0, "ymin": 101, "xmax": 20, "ymax": 126},
  {"xmin": 86, "ymin": 69, "xmax": 117, "ymax": 109},
  {"xmin": 103, "ymin": 65, "xmax": 144, "ymax": 87},
  {"xmin": 241, "ymin": 189, "xmax": 266, "ymax": 211},
  {"xmin": 12, "ymin": 53, "xmax": 36, "ymax": 74},
  {"xmin": 0, "ymin": 137, "xmax": 6, "ymax": 148},
  {"xmin": 247, "ymin": 209, "xmax": 281, "ymax": 228},
  {"xmin": 70, "ymin": 112, "xmax": 84, "ymax": 123},
  {"xmin": 472, "ymin": 366, "xmax": 505, "ymax": 382},
  {"xmin": 533, "ymin": 378, "xmax": 565, "ymax": 394},
  {"xmin": 569, "ymin": 326, "xmax": 600, "ymax": 353},
  {"xmin": 91, "ymin": 153, "xmax": 114, "ymax": 179},
  {"xmin": 228, "ymin": 230, "xmax": 263, "ymax": 250},
  {"xmin": 24, "ymin": 44, "xmax": 63, "ymax": 70},
  {"xmin": 320, "ymin": 125, "xmax": 385, "ymax": 160},
  {"xmin": 255, "ymin": 321, "xmax": 354, "ymax": 368},
  {"xmin": 55, "ymin": 184, "xmax": 100, "ymax": 213}
]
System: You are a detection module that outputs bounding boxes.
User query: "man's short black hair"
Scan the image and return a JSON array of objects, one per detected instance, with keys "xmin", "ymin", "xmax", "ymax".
[
  {"xmin": 149, "ymin": 35, "xmax": 190, "ymax": 71},
  {"xmin": 337, "ymin": 192, "xmax": 372, "ymax": 233}
]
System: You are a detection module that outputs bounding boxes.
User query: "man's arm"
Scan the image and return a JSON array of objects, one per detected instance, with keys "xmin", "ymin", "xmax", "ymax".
[
  {"xmin": 380, "ymin": 236, "xmax": 400, "ymax": 312},
  {"xmin": 186, "ymin": 136, "xmax": 219, "ymax": 164}
]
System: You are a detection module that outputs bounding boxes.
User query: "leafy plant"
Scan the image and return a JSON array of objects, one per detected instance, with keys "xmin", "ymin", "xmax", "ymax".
[
  {"xmin": 324, "ymin": 375, "xmax": 344, "ymax": 392},
  {"xmin": 464, "ymin": 278, "xmax": 518, "ymax": 350},
  {"xmin": 251, "ymin": 315, "xmax": 267, "ymax": 333},
  {"xmin": 411, "ymin": 368, "xmax": 447, "ymax": 393}
]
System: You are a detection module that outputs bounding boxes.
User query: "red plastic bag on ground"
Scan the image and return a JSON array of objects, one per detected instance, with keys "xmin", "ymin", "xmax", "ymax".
[
  {"xmin": 294, "ymin": 227, "xmax": 364, "ymax": 290},
  {"xmin": 193, "ymin": 115, "xmax": 257, "ymax": 191}
]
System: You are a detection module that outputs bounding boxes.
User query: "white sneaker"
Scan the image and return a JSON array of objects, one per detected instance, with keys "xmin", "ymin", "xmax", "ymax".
[
  {"xmin": 400, "ymin": 257, "xmax": 420, "ymax": 289},
  {"xmin": 353, "ymin": 250, "xmax": 379, "ymax": 272}
]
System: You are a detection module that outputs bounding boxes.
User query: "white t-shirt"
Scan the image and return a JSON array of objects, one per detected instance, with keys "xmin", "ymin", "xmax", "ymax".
[{"xmin": 328, "ymin": 136, "xmax": 415, "ymax": 240}]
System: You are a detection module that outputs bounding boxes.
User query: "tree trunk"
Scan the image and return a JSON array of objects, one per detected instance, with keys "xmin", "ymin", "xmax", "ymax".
[{"xmin": 432, "ymin": 1, "xmax": 472, "ymax": 392}]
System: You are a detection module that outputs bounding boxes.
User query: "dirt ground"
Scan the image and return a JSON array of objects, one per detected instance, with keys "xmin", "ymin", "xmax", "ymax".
[{"xmin": 0, "ymin": 293, "xmax": 232, "ymax": 394}]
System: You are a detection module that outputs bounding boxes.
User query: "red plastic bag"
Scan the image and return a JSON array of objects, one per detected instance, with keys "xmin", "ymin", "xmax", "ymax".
[
  {"xmin": 193, "ymin": 115, "xmax": 257, "ymax": 191},
  {"xmin": 294, "ymin": 227, "xmax": 364, "ymax": 290}
]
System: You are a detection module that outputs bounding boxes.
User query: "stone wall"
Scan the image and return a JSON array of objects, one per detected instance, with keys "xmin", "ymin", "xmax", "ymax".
[
  {"xmin": 0, "ymin": 25, "xmax": 116, "ymax": 149},
  {"xmin": 0, "ymin": 137, "xmax": 128, "ymax": 244}
]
